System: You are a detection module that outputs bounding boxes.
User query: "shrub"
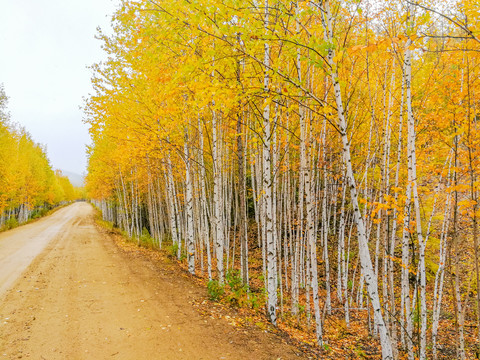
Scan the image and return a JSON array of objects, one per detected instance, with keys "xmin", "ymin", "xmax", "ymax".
[
  {"xmin": 139, "ymin": 227, "xmax": 156, "ymax": 248},
  {"xmin": 31, "ymin": 207, "xmax": 49, "ymax": 219},
  {"xmin": 207, "ymin": 279, "xmax": 225, "ymax": 301},
  {"xmin": 3, "ymin": 217, "xmax": 18, "ymax": 230},
  {"xmin": 225, "ymin": 270, "xmax": 249, "ymax": 306},
  {"xmin": 165, "ymin": 242, "xmax": 179, "ymax": 259}
]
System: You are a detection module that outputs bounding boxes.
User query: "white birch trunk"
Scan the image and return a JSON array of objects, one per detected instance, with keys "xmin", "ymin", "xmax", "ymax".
[
  {"xmin": 322, "ymin": 163, "xmax": 331, "ymax": 314},
  {"xmin": 184, "ymin": 128, "xmax": 195, "ymax": 274},
  {"xmin": 263, "ymin": 0, "xmax": 277, "ymax": 325},
  {"xmin": 321, "ymin": 1, "xmax": 393, "ymax": 357},
  {"xmin": 400, "ymin": 40, "xmax": 414, "ymax": 356},
  {"xmin": 432, "ymin": 174, "xmax": 452, "ymax": 359},
  {"xmin": 166, "ymin": 152, "xmax": 180, "ymax": 253},
  {"xmin": 405, "ymin": 38, "xmax": 427, "ymax": 360},
  {"xmin": 212, "ymin": 108, "xmax": 224, "ymax": 283},
  {"xmin": 199, "ymin": 119, "xmax": 212, "ymax": 280},
  {"xmin": 297, "ymin": 42, "xmax": 323, "ymax": 341}
]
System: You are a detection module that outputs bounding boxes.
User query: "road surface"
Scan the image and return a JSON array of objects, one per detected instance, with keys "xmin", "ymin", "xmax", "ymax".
[
  {"xmin": 0, "ymin": 202, "xmax": 303, "ymax": 359},
  {"xmin": 0, "ymin": 205, "xmax": 78, "ymax": 297}
]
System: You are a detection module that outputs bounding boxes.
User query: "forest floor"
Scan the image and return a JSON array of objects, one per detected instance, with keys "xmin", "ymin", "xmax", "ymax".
[{"xmin": 0, "ymin": 202, "xmax": 308, "ymax": 359}]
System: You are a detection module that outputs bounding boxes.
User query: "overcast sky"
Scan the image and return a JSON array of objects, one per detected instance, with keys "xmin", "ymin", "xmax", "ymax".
[{"xmin": 0, "ymin": 0, "xmax": 118, "ymax": 175}]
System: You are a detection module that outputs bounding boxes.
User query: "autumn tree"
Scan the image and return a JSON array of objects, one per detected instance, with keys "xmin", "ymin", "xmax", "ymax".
[{"xmin": 84, "ymin": 0, "xmax": 480, "ymax": 358}]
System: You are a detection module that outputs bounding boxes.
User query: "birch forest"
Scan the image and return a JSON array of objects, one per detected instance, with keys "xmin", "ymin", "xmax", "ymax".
[
  {"xmin": 0, "ymin": 85, "xmax": 77, "ymax": 228},
  {"xmin": 84, "ymin": 0, "xmax": 480, "ymax": 358}
]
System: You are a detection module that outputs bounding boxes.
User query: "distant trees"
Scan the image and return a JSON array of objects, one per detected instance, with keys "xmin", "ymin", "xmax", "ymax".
[
  {"xmin": 85, "ymin": 0, "xmax": 480, "ymax": 358},
  {"xmin": 0, "ymin": 85, "xmax": 77, "ymax": 228}
]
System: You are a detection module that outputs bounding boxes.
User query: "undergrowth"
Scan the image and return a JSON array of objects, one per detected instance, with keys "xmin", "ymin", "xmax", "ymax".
[
  {"xmin": 1, "ymin": 217, "xmax": 18, "ymax": 231},
  {"xmin": 0, "ymin": 204, "xmax": 65, "ymax": 232},
  {"xmin": 207, "ymin": 270, "xmax": 263, "ymax": 310}
]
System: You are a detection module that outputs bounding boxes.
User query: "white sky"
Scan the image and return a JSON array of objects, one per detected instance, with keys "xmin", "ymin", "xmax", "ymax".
[{"xmin": 0, "ymin": 0, "xmax": 118, "ymax": 175}]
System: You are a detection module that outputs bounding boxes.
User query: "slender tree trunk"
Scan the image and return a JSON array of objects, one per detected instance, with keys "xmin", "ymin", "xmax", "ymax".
[
  {"xmin": 212, "ymin": 108, "xmax": 224, "ymax": 283},
  {"xmin": 184, "ymin": 127, "xmax": 195, "ymax": 274},
  {"xmin": 236, "ymin": 57, "xmax": 249, "ymax": 286},
  {"xmin": 432, "ymin": 163, "xmax": 452, "ymax": 359},
  {"xmin": 262, "ymin": 0, "xmax": 277, "ymax": 325},
  {"xmin": 465, "ymin": 54, "xmax": 480, "ymax": 352},
  {"xmin": 199, "ymin": 119, "xmax": 212, "ymax": 280},
  {"xmin": 321, "ymin": 1, "xmax": 393, "ymax": 358}
]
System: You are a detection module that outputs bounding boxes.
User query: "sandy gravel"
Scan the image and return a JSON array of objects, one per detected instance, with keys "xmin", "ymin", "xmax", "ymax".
[{"xmin": 0, "ymin": 202, "xmax": 304, "ymax": 359}]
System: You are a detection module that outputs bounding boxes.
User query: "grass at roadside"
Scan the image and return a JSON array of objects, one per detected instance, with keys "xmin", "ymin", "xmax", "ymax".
[{"xmin": 0, "ymin": 203, "xmax": 72, "ymax": 233}]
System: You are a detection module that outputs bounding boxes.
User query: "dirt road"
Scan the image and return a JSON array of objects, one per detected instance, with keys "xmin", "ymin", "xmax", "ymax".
[
  {"xmin": 0, "ymin": 205, "xmax": 78, "ymax": 297},
  {"xmin": 0, "ymin": 203, "xmax": 304, "ymax": 359}
]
